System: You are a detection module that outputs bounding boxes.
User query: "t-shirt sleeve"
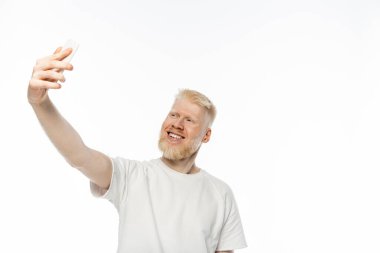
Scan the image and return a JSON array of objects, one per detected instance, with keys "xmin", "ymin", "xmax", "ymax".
[
  {"xmin": 216, "ymin": 187, "xmax": 248, "ymax": 251},
  {"xmin": 90, "ymin": 157, "xmax": 129, "ymax": 211}
]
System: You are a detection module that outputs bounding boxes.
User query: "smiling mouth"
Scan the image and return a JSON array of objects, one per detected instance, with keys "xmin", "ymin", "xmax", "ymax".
[{"xmin": 167, "ymin": 131, "xmax": 185, "ymax": 140}]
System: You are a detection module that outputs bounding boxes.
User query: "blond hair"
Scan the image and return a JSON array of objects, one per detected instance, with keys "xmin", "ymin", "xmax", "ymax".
[{"xmin": 175, "ymin": 89, "xmax": 217, "ymax": 126}]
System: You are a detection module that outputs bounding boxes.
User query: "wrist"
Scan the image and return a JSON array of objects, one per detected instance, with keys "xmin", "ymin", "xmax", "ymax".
[{"xmin": 29, "ymin": 95, "xmax": 51, "ymax": 108}]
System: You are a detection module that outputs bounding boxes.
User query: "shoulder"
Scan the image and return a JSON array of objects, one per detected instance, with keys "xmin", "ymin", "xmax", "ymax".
[
  {"xmin": 203, "ymin": 171, "xmax": 234, "ymax": 201},
  {"xmin": 112, "ymin": 156, "xmax": 160, "ymax": 174},
  {"xmin": 109, "ymin": 157, "xmax": 146, "ymax": 179}
]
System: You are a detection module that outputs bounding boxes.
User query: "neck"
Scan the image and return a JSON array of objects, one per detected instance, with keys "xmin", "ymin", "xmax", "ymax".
[{"xmin": 160, "ymin": 152, "xmax": 200, "ymax": 174}]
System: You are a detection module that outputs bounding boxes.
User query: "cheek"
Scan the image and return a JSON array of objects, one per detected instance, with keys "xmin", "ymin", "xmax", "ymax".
[
  {"xmin": 188, "ymin": 128, "xmax": 203, "ymax": 139},
  {"xmin": 161, "ymin": 119, "xmax": 171, "ymax": 131}
]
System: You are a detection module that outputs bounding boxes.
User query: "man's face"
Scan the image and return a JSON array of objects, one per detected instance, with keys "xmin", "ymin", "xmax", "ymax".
[{"xmin": 158, "ymin": 98, "xmax": 211, "ymax": 160}]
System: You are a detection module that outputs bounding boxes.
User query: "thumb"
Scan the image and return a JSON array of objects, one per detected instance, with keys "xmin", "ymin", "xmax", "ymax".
[{"xmin": 53, "ymin": 47, "xmax": 62, "ymax": 54}]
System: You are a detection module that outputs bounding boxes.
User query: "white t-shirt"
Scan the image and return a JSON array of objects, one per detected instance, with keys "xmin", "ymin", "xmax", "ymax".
[{"xmin": 91, "ymin": 157, "xmax": 247, "ymax": 253}]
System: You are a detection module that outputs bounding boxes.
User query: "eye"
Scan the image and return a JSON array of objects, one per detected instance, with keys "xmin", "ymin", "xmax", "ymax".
[
  {"xmin": 169, "ymin": 112, "xmax": 177, "ymax": 118},
  {"xmin": 186, "ymin": 118, "xmax": 193, "ymax": 123}
]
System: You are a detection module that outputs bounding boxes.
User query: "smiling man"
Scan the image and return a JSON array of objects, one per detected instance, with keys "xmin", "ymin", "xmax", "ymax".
[{"xmin": 28, "ymin": 47, "xmax": 247, "ymax": 253}]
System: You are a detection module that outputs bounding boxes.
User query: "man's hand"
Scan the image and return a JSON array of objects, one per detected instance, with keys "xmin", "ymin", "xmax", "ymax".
[
  {"xmin": 28, "ymin": 47, "xmax": 73, "ymax": 105},
  {"xmin": 28, "ymin": 46, "xmax": 112, "ymax": 190}
]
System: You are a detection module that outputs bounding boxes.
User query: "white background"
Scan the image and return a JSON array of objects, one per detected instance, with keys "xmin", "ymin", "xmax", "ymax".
[{"xmin": 1, "ymin": 0, "xmax": 380, "ymax": 252}]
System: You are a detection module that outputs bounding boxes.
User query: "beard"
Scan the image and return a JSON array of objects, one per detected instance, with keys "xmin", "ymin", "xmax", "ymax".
[{"xmin": 158, "ymin": 133, "xmax": 202, "ymax": 161}]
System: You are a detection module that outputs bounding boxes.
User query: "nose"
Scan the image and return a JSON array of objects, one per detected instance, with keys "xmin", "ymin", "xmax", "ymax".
[{"xmin": 172, "ymin": 118, "xmax": 184, "ymax": 130}]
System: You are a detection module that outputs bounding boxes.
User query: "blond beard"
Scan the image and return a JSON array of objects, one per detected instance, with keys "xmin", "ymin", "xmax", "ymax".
[{"xmin": 158, "ymin": 135, "xmax": 201, "ymax": 160}]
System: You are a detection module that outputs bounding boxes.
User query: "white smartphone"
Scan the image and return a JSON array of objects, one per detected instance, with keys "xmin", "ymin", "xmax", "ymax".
[
  {"xmin": 56, "ymin": 39, "xmax": 79, "ymax": 75},
  {"xmin": 61, "ymin": 39, "xmax": 79, "ymax": 63}
]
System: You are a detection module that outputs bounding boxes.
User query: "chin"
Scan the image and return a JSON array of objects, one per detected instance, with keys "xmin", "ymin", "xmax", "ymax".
[{"xmin": 158, "ymin": 138, "xmax": 199, "ymax": 161}]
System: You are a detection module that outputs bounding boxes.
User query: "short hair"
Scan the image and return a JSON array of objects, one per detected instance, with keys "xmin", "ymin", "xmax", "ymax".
[{"xmin": 175, "ymin": 89, "xmax": 217, "ymax": 126}]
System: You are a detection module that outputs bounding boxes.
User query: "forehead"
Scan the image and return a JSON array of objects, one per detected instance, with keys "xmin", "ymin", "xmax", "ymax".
[{"xmin": 170, "ymin": 98, "xmax": 206, "ymax": 118}]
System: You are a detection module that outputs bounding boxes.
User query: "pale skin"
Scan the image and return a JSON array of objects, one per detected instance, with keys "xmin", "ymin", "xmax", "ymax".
[
  {"xmin": 28, "ymin": 47, "xmax": 233, "ymax": 253},
  {"xmin": 159, "ymin": 98, "xmax": 212, "ymax": 174}
]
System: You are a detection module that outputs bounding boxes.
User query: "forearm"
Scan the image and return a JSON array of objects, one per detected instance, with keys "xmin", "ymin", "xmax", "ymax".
[{"xmin": 31, "ymin": 95, "xmax": 89, "ymax": 167}]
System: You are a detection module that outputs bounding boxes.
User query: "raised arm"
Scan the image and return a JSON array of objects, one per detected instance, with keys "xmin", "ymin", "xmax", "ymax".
[{"xmin": 28, "ymin": 47, "xmax": 112, "ymax": 189}]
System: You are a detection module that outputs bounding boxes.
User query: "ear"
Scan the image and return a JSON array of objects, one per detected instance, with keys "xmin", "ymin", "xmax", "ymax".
[{"xmin": 202, "ymin": 128, "xmax": 212, "ymax": 143}]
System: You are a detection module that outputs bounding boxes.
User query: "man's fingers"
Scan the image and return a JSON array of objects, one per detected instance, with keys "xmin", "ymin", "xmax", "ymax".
[
  {"xmin": 29, "ymin": 79, "xmax": 62, "ymax": 90},
  {"xmin": 33, "ymin": 70, "xmax": 66, "ymax": 82},
  {"xmin": 33, "ymin": 47, "xmax": 74, "ymax": 73},
  {"xmin": 53, "ymin": 47, "xmax": 62, "ymax": 54},
  {"xmin": 37, "ymin": 60, "xmax": 73, "ymax": 71},
  {"xmin": 52, "ymin": 48, "xmax": 73, "ymax": 61},
  {"xmin": 36, "ymin": 47, "xmax": 68, "ymax": 63}
]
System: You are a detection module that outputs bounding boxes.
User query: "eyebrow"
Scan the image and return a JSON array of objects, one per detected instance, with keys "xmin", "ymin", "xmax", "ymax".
[{"xmin": 169, "ymin": 111, "xmax": 199, "ymax": 121}]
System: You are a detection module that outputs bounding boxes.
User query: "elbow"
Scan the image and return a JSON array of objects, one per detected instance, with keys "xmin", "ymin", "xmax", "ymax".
[
  {"xmin": 66, "ymin": 157, "xmax": 84, "ymax": 170},
  {"xmin": 65, "ymin": 146, "xmax": 91, "ymax": 170}
]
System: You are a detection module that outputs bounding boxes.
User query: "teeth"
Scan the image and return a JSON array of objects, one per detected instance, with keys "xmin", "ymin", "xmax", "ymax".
[{"xmin": 169, "ymin": 133, "xmax": 182, "ymax": 139}]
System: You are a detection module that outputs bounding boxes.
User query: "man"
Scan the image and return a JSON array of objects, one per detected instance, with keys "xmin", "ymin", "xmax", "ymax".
[{"xmin": 28, "ymin": 46, "xmax": 247, "ymax": 253}]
